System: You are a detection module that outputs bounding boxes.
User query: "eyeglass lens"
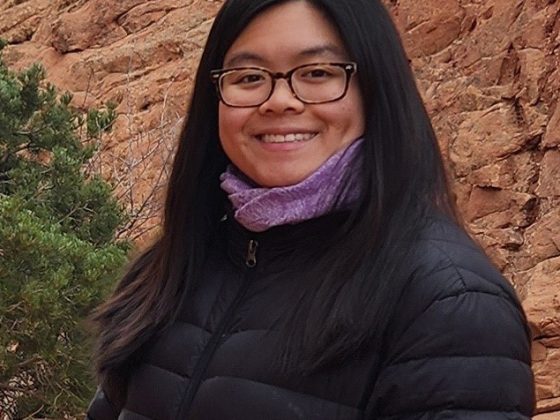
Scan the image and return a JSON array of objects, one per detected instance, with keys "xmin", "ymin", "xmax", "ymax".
[{"xmin": 219, "ymin": 64, "xmax": 350, "ymax": 107}]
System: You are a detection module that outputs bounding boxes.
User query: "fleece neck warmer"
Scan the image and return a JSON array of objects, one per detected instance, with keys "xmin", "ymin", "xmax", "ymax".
[{"xmin": 220, "ymin": 138, "xmax": 363, "ymax": 232}]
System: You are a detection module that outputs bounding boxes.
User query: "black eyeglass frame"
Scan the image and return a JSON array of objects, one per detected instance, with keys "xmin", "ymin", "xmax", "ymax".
[{"xmin": 210, "ymin": 62, "xmax": 357, "ymax": 108}]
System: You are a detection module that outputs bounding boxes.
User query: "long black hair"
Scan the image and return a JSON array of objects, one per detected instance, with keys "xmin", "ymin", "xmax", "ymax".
[{"xmin": 92, "ymin": 0, "xmax": 457, "ymax": 383}]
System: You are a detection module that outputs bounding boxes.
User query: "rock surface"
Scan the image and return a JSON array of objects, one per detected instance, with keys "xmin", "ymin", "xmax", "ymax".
[{"xmin": 0, "ymin": 0, "xmax": 558, "ymax": 415}]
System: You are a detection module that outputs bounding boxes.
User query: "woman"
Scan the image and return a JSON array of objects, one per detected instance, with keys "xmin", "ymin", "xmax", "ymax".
[{"xmin": 87, "ymin": 0, "xmax": 535, "ymax": 418}]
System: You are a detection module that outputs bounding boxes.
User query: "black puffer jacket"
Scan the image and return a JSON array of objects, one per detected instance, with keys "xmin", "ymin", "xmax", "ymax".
[{"xmin": 87, "ymin": 213, "xmax": 534, "ymax": 419}]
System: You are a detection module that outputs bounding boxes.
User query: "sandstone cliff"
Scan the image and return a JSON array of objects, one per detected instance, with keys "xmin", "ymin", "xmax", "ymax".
[{"xmin": 0, "ymin": 0, "xmax": 558, "ymax": 416}]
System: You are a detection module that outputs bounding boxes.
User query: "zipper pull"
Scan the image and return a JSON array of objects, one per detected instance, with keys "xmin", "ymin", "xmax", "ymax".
[{"xmin": 246, "ymin": 239, "xmax": 258, "ymax": 268}]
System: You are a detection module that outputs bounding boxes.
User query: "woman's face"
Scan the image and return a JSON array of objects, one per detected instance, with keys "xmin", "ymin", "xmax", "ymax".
[{"xmin": 218, "ymin": 0, "xmax": 365, "ymax": 187}]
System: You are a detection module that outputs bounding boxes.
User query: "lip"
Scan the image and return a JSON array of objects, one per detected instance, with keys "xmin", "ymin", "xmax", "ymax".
[
  {"xmin": 252, "ymin": 132, "xmax": 318, "ymax": 152},
  {"xmin": 258, "ymin": 132, "xmax": 317, "ymax": 142},
  {"xmin": 253, "ymin": 128, "xmax": 318, "ymax": 135}
]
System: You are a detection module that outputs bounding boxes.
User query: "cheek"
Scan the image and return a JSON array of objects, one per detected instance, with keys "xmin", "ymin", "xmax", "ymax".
[
  {"xmin": 321, "ymin": 103, "xmax": 365, "ymax": 136},
  {"xmin": 349, "ymin": 103, "xmax": 366, "ymax": 134},
  {"xmin": 218, "ymin": 106, "xmax": 250, "ymax": 152},
  {"xmin": 344, "ymin": 86, "xmax": 365, "ymax": 134},
  {"xmin": 218, "ymin": 106, "xmax": 237, "ymax": 142},
  {"xmin": 317, "ymin": 85, "xmax": 365, "ymax": 136}
]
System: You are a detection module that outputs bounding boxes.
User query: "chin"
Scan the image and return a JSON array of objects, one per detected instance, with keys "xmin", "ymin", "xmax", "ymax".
[
  {"xmin": 248, "ymin": 164, "xmax": 318, "ymax": 188},
  {"xmin": 255, "ymin": 174, "xmax": 306, "ymax": 188}
]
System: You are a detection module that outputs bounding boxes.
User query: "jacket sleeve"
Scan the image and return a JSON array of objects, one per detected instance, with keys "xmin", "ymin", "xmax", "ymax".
[
  {"xmin": 366, "ymin": 241, "xmax": 535, "ymax": 419},
  {"xmin": 86, "ymin": 386, "xmax": 120, "ymax": 420}
]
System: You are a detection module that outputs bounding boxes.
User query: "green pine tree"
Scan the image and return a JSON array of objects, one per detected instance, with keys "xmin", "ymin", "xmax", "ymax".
[{"xmin": 0, "ymin": 39, "xmax": 129, "ymax": 417}]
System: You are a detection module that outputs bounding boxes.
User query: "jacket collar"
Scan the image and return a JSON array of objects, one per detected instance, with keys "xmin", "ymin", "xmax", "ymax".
[{"xmin": 223, "ymin": 208, "xmax": 352, "ymax": 271}]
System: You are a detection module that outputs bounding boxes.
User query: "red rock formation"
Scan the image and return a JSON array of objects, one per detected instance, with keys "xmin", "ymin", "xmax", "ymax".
[{"xmin": 1, "ymin": 0, "xmax": 558, "ymax": 415}]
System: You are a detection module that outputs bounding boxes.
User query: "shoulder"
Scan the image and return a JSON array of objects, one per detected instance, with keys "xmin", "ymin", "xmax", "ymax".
[
  {"xmin": 87, "ymin": 386, "xmax": 120, "ymax": 420},
  {"xmin": 368, "ymin": 215, "xmax": 535, "ymax": 417},
  {"xmin": 402, "ymin": 214, "xmax": 523, "ymax": 313},
  {"xmin": 385, "ymin": 213, "xmax": 532, "ymax": 363}
]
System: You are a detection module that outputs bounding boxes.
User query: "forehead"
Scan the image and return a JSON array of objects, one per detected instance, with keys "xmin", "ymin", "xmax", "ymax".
[{"xmin": 223, "ymin": 1, "xmax": 349, "ymax": 68}]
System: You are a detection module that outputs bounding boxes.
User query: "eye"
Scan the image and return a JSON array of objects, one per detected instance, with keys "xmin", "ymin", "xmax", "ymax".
[
  {"xmin": 228, "ymin": 70, "xmax": 267, "ymax": 85},
  {"xmin": 306, "ymin": 69, "xmax": 331, "ymax": 78},
  {"xmin": 296, "ymin": 65, "xmax": 339, "ymax": 83},
  {"xmin": 300, "ymin": 66, "xmax": 335, "ymax": 79}
]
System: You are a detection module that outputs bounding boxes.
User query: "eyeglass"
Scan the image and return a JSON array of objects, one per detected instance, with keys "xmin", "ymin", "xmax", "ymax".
[{"xmin": 210, "ymin": 62, "xmax": 357, "ymax": 108}]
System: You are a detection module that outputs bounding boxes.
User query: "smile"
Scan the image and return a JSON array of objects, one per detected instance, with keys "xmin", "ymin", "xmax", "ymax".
[{"xmin": 257, "ymin": 133, "xmax": 318, "ymax": 143}]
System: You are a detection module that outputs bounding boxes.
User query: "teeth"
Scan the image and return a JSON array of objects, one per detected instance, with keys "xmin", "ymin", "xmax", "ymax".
[{"xmin": 260, "ymin": 133, "xmax": 317, "ymax": 143}]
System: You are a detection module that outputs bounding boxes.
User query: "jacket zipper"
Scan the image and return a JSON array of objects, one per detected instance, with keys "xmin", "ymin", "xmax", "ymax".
[
  {"xmin": 176, "ymin": 239, "xmax": 259, "ymax": 419},
  {"xmin": 246, "ymin": 239, "xmax": 258, "ymax": 267}
]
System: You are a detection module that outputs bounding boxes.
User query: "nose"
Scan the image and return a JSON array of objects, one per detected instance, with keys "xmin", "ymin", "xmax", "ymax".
[{"xmin": 258, "ymin": 78, "xmax": 305, "ymax": 114}]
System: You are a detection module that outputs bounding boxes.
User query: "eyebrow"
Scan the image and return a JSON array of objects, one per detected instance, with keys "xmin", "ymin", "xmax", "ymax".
[
  {"xmin": 223, "ymin": 44, "xmax": 347, "ymax": 68},
  {"xmin": 298, "ymin": 44, "xmax": 346, "ymax": 59}
]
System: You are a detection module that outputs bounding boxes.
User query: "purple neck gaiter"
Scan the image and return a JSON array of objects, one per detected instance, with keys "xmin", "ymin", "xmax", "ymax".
[{"xmin": 220, "ymin": 138, "xmax": 363, "ymax": 232}]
